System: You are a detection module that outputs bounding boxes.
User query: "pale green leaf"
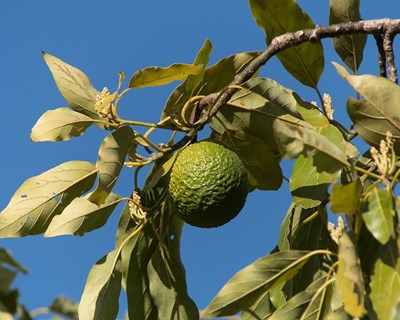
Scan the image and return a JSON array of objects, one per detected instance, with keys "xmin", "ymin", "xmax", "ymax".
[
  {"xmin": 347, "ymin": 98, "xmax": 400, "ymax": 152},
  {"xmin": 89, "ymin": 126, "xmax": 135, "ymax": 205},
  {"xmin": 185, "ymin": 38, "xmax": 213, "ymax": 96},
  {"xmin": 329, "ymin": 0, "xmax": 366, "ymax": 72},
  {"xmin": 202, "ymin": 250, "xmax": 312, "ymax": 318},
  {"xmin": 44, "ymin": 193, "xmax": 121, "ymax": 237},
  {"xmin": 30, "ymin": 107, "xmax": 95, "ymax": 142},
  {"xmin": 330, "ymin": 179, "xmax": 362, "ymax": 215},
  {"xmin": 49, "ymin": 296, "xmax": 79, "ymax": 320},
  {"xmin": 0, "ymin": 248, "xmax": 28, "ymax": 273},
  {"xmin": 336, "ymin": 232, "xmax": 366, "ymax": 317},
  {"xmin": 370, "ymin": 258, "xmax": 400, "ymax": 320},
  {"xmin": 162, "ymin": 52, "xmax": 260, "ymax": 123},
  {"xmin": 249, "ymin": 0, "xmax": 324, "ymax": 87},
  {"xmin": 129, "ymin": 63, "xmax": 203, "ymax": 88},
  {"xmin": 362, "ymin": 187, "xmax": 395, "ymax": 245},
  {"xmin": 43, "ymin": 52, "xmax": 103, "ymax": 120},
  {"xmin": 78, "ymin": 250, "xmax": 122, "ymax": 320},
  {"xmin": 0, "ymin": 161, "xmax": 96, "ymax": 238},
  {"xmin": 290, "ymin": 155, "xmax": 336, "ymax": 209},
  {"xmin": 273, "ymin": 116, "xmax": 350, "ymax": 167}
]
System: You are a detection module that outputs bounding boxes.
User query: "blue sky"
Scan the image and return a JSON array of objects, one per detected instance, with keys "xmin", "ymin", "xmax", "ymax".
[{"xmin": 2, "ymin": 1, "xmax": 400, "ymax": 319}]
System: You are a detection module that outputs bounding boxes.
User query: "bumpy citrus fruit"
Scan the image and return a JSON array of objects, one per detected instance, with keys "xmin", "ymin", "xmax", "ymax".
[{"xmin": 169, "ymin": 141, "xmax": 248, "ymax": 228}]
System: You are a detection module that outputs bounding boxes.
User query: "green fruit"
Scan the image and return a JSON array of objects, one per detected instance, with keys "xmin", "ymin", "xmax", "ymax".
[{"xmin": 169, "ymin": 141, "xmax": 248, "ymax": 228}]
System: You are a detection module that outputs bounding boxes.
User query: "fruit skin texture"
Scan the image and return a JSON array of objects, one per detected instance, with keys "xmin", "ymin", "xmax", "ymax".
[{"xmin": 169, "ymin": 141, "xmax": 248, "ymax": 228}]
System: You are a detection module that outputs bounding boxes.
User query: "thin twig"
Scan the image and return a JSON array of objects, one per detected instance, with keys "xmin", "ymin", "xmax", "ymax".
[
  {"xmin": 374, "ymin": 34, "xmax": 387, "ymax": 77},
  {"xmin": 384, "ymin": 31, "xmax": 398, "ymax": 83}
]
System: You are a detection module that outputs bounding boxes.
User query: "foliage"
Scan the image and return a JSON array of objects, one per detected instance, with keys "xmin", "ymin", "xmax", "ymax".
[{"xmin": 2, "ymin": 0, "xmax": 400, "ymax": 319}]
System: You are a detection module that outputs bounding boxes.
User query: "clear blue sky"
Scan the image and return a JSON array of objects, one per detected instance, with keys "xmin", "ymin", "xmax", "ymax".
[{"xmin": 1, "ymin": 1, "xmax": 399, "ymax": 319}]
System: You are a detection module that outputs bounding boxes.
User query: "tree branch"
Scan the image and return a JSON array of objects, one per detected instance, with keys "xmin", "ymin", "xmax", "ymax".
[
  {"xmin": 196, "ymin": 18, "xmax": 400, "ymax": 125},
  {"xmin": 383, "ymin": 31, "xmax": 398, "ymax": 83},
  {"xmin": 374, "ymin": 34, "xmax": 387, "ymax": 78},
  {"xmin": 158, "ymin": 19, "xmax": 400, "ymax": 158}
]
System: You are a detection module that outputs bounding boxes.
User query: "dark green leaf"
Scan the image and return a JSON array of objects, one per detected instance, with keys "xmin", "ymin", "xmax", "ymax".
[
  {"xmin": 89, "ymin": 126, "xmax": 135, "ymax": 205},
  {"xmin": 202, "ymin": 250, "xmax": 312, "ymax": 318},
  {"xmin": 0, "ymin": 161, "xmax": 96, "ymax": 237},
  {"xmin": 121, "ymin": 222, "xmax": 159, "ymax": 319},
  {"xmin": 162, "ymin": 51, "xmax": 260, "ymax": 123},
  {"xmin": 336, "ymin": 232, "xmax": 366, "ymax": 317},
  {"xmin": 30, "ymin": 107, "xmax": 96, "ymax": 142},
  {"xmin": 330, "ymin": 178, "xmax": 362, "ymax": 215},
  {"xmin": 129, "ymin": 63, "xmax": 203, "ymax": 88},
  {"xmin": 362, "ymin": 187, "xmax": 395, "ymax": 245},
  {"xmin": 210, "ymin": 129, "xmax": 282, "ymax": 190},
  {"xmin": 370, "ymin": 258, "xmax": 400, "ymax": 320},
  {"xmin": 249, "ymin": 0, "xmax": 324, "ymax": 87},
  {"xmin": 0, "ymin": 266, "xmax": 17, "ymax": 294},
  {"xmin": 44, "ymin": 193, "xmax": 121, "ymax": 237},
  {"xmin": 269, "ymin": 275, "xmax": 331, "ymax": 320},
  {"xmin": 43, "ymin": 53, "xmax": 104, "ymax": 121},
  {"xmin": 147, "ymin": 216, "xmax": 199, "ymax": 319},
  {"xmin": 78, "ymin": 250, "xmax": 122, "ymax": 320},
  {"xmin": 49, "ymin": 296, "xmax": 79, "ymax": 320},
  {"xmin": 329, "ymin": 0, "xmax": 366, "ymax": 72}
]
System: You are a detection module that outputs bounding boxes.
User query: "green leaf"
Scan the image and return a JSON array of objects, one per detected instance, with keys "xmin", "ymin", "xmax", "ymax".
[
  {"xmin": 288, "ymin": 124, "xmax": 346, "ymax": 208},
  {"xmin": 121, "ymin": 222, "xmax": 159, "ymax": 319},
  {"xmin": 49, "ymin": 296, "xmax": 79, "ymax": 320},
  {"xmin": 290, "ymin": 155, "xmax": 335, "ymax": 208},
  {"xmin": 241, "ymin": 291, "xmax": 274, "ymax": 319},
  {"xmin": 30, "ymin": 107, "xmax": 95, "ymax": 142},
  {"xmin": 89, "ymin": 126, "xmax": 135, "ymax": 205},
  {"xmin": 334, "ymin": 63, "xmax": 400, "ymax": 151},
  {"xmin": 330, "ymin": 178, "xmax": 362, "ymax": 215},
  {"xmin": 162, "ymin": 51, "xmax": 260, "ymax": 123},
  {"xmin": 147, "ymin": 216, "xmax": 199, "ymax": 320},
  {"xmin": 273, "ymin": 116, "xmax": 350, "ymax": 167},
  {"xmin": 269, "ymin": 275, "xmax": 331, "ymax": 320},
  {"xmin": 185, "ymin": 38, "xmax": 213, "ymax": 96},
  {"xmin": 347, "ymin": 98, "xmax": 400, "ymax": 152},
  {"xmin": 210, "ymin": 129, "xmax": 282, "ymax": 190},
  {"xmin": 78, "ymin": 249, "xmax": 122, "ymax": 320},
  {"xmin": 43, "ymin": 53, "xmax": 104, "ymax": 121},
  {"xmin": 202, "ymin": 250, "xmax": 313, "ymax": 318},
  {"xmin": 0, "ymin": 266, "xmax": 17, "ymax": 294},
  {"xmin": 249, "ymin": 0, "xmax": 324, "ymax": 87},
  {"xmin": 44, "ymin": 193, "xmax": 121, "ymax": 237},
  {"xmin": 325, "ymin": 306, "xmax": 352, "ymax": 320},
  {"xmin": 329, "ymin": 0, "xmax": 366, "ymax": 73},
  {"xmin": 336, "ymin": 232, "xmax": 366, "ymax": 317},
  {"xmin": 0, "ymin": 248, "xmax": 28, "ymax": 273},
  {"xmin": 362, "ymin": 187, "xmax": 395, "ymax": 245},
  {"xmin": 0, "ymin": 161, "xmax": 96, "ymax": 238},
  {"xmin": 129, "ymin": 63, "xmax": 203, "ymax": 88},
  {"xmin": 370, "ymin": 258, "xmax": 400, "ymax": 320}
]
